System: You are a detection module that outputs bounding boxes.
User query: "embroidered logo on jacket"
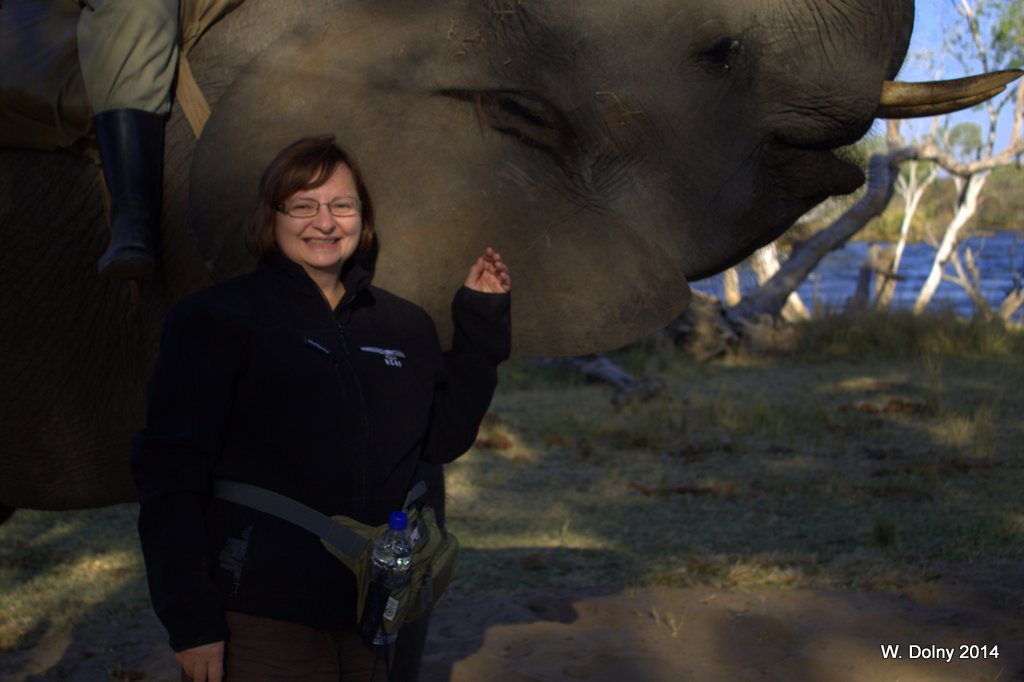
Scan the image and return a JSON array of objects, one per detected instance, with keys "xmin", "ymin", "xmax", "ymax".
[{"xmin": 360, "ymin": 346, "xmax": 406, "ymax": 367}]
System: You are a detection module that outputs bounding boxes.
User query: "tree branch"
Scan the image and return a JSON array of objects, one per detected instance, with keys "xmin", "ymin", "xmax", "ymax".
[
  {"xmin": 915, "ymin": 136, "xmax": 1024, "ymax": 176},
  {"xmin": 998, "ymin": 288, "xmax": 1024, "ymax": 323},
  {"xmin": 946, "ymin": 247, "xmax": 993, "ymax": 318}
]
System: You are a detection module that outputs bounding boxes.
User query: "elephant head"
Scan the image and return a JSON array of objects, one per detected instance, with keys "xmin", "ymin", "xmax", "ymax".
[
  {"xmin": 192, "ymin": 0, "xmax": 918, "ymax": 356},
  {"xmin": 2, "ymin": 0, "xmax": 1014, "ymax": 512}
]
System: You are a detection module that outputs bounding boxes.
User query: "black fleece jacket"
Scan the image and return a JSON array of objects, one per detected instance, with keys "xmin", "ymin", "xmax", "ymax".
[{"xmin": 131, "ymin": 254, "xmax": 510, "ymax": 651}]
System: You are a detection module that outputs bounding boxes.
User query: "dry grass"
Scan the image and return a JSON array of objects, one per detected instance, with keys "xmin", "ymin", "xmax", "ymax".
[{"xmin": 447, "ymin": 316, "xmax": 1024, "ymax": 599}]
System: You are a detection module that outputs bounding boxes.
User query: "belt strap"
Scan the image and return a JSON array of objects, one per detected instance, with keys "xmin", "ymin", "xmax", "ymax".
[
  {"xmin": 213, "ymin": 480, "xmax": 369, "ymax": 560},
  {"xmin": 211, "ymin": 479, "xmax": 430, "ymax": 561}
]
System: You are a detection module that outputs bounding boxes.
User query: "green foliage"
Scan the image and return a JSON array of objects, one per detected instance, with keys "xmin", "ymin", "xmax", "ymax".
[
  {"xmin": 977, "ymin": 165, "xmax": 1024, "ymax": 230},
  {"xmin": 943, "ymin": 0, "xmax": 1022, "ymax": 71},
  {"xmin": 858, "ymin": 205, "xmax": 907, "ymax": 242},
  {"xmin": 948, "ymin": 121, "xmax": 983, "ymax": 160},
  {"xmin": 989, "ymin": 0, "xmax": 1024, "ymax": 69},
  {"xmin": 856, "ymin": 166, "xmax": 1024, "ymax": 243}
]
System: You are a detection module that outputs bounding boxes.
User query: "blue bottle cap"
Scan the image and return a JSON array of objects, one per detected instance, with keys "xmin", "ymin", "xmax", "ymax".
[{"xmin": 388, "ymin": 511, "xmax": 408, "ymax": 531}]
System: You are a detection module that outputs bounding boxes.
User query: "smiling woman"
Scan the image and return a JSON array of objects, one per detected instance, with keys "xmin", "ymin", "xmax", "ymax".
[
  {"xmin": 273, "ymin": 178, "xmax": 365, "ymax": 310},
  {"xmin": 130, "ymin": 135, "xmax": 511, "ymax": 681},
  {"xmin": 243, "ymin": 138, "xmax": 376, "ymax": 309}
]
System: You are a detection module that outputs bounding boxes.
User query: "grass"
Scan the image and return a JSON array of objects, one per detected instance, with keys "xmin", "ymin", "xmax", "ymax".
[
  {"xmin": 2, "ymin": 312, "xmax": 1022, "ymax": 653},
  {"xmin": 792, "ymin": 309, "xmax": 1024, "ymax": 359},
  {"xmin": 0, "ymin": 505, "xmax": 150, "ymax": 652},
  {"xmin": 447, "ymin": 312, "xmax": 1024, "ymax": 597}
]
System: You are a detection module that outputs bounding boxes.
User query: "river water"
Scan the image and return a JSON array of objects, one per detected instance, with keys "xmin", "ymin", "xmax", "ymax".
[{"xmin": 691, "ymin": 230, "xmax": 1024, "ymax": 322}]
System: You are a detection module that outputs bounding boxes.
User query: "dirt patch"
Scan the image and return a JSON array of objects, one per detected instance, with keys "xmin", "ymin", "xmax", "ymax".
[{"xmin": 425, "ymin": 585, "xmax": 1024, "ymax": 682}]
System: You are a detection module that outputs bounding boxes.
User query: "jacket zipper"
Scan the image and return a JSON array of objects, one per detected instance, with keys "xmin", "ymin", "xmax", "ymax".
[{"xmin": 314, "ymin": 288, "xmax": 372, "ymax": 517}]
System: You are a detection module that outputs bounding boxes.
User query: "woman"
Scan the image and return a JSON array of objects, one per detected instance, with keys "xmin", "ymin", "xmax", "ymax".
[{"xmin": 132, "ymin": 135, "xmax": 511, "ymax": 681}]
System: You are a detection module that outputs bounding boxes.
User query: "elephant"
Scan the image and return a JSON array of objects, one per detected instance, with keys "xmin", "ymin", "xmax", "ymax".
[{"xmin": 0, "ymin": 0, "xmax": 1007, "ymax": 517}]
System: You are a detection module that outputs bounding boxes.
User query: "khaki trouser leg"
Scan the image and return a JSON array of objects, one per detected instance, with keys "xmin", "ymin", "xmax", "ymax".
[{"xmin": 77, "ymin": 0, "xmax": 181, "ymax": 114}]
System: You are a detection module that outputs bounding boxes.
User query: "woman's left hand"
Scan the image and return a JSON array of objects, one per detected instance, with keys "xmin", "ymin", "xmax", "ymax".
[{"xmin": 464, "ymin": 247, "xmax": 511, "ymax": 294}]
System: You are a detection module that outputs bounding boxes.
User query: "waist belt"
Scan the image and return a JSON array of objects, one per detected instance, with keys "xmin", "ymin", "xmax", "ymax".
[{"xmin": 212, "ymin": 479, "xmax": 427, "ymax": 561}]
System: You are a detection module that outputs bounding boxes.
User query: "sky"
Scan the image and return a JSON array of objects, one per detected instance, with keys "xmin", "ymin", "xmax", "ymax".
[{"xmin": 894, "ymin": 0, "xmax": 1021, "ymax": 151}]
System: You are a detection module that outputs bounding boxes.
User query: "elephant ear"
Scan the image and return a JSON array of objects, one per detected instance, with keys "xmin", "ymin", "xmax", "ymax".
[{"xmin": 189, "ymin": 4, "xmax": 693, "ymax": 358}]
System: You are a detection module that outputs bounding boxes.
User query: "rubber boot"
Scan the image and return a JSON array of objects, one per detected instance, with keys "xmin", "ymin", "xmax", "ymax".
[{"xmin": 93, "ymin": 109, "xmax": 164, "ymax": 280}]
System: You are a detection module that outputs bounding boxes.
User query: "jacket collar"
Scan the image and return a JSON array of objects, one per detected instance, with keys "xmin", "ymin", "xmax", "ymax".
[{"xmin": 259, "ymin": 253, "xmax": 373, "ymax": 311}]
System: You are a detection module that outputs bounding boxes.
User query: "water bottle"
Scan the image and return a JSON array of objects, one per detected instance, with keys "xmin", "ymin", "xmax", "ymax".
[
  {"xmin": 360, "ymin": 511, "xmax": 412, "ymax": 646},
  {"xmin": 372, "ymin": 511, "xmax": 413, "ymax": 589}
]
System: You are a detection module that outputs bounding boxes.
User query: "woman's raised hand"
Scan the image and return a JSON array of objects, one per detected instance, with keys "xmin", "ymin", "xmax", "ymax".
[{"xmin": 464, "ymin": 247, "xmax": 511, "ymax": 294}]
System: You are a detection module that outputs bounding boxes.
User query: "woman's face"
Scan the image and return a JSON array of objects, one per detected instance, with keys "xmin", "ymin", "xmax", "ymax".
[{"xmin": 274, "ymin": 164, "xmax": 363, "ymax": 281}]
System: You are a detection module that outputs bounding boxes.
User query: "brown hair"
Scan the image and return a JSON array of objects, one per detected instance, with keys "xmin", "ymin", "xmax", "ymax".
[{"xmin": 245, "ymin": 135, "xmax": 377, "ymax": 269}]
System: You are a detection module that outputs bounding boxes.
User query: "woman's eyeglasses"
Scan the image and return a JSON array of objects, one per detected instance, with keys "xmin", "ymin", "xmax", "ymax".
[{"xmin": 277, "ymin": 197, "xmax": 361, "ymax": 218}]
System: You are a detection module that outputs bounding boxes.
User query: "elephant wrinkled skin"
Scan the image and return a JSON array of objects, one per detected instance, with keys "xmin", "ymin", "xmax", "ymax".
[{"xmin": 0, "ymin": 0, "xmax": 914, "ymax": 511}]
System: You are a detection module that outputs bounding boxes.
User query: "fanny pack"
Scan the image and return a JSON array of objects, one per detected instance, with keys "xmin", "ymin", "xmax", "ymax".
[{"xmin": 212, "ymin": 479, "xmax": 458, "ymax": 645}]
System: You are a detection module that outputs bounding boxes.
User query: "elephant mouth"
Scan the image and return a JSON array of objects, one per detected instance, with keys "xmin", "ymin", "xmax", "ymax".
[
  {"xmin": 769, "ymin": 70, "xmax": 1024, "ymax": 198},
  {"xmin": 765, "ymin": 136, "xmax": 866, "ymax": 202}
]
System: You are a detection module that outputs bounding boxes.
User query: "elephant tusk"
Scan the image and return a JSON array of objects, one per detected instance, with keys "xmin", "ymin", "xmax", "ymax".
[{"xmin": 876, "ymin": 69, "xmax": 1022, "ymax": 119}]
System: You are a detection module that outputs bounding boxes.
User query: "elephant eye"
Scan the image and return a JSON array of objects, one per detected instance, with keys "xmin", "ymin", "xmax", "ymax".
[
  {"xmin": 440, "ymin": 89, "xmax": 578, "ymax": 168},
  {"xmin": 698, "ymin": 37, "xmax": 742, "ymax": 74}
]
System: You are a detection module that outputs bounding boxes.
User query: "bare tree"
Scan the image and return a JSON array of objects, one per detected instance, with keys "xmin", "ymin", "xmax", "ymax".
[
  {"xmin": 750, "ymin": 244, "xmax": 810, "ymax": 321},
  {"xmin": 910, "ymin": 0, "xmax": 1024, "ymax": 320},
  {"xmin": 876, "ymin": 120, "xmax": 940, "ymax": 309},
  {"xmin": 911, "ymin": 167, "xmax": 990, "ymax": 313}
]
